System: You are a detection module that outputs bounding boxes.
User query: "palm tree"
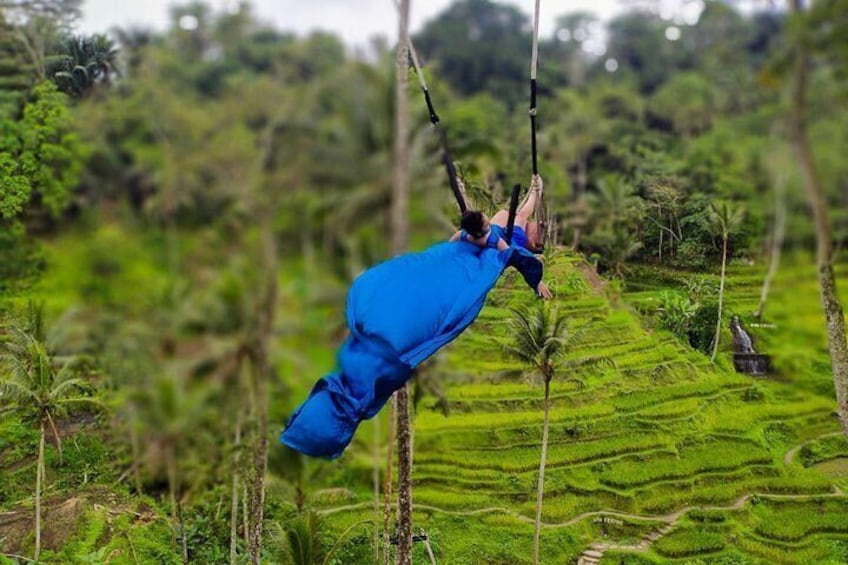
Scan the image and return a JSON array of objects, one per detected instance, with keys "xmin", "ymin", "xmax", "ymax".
[
  {"xmin": 51, "ymin": 34, "xmax": 119, "ymax": 97},
  {"xmin": 0, "ymin": 306, "xmax": 97, "ymax": 562},
  {"xmin": 273, "ymin": 511, "xmax": 373, "ymax": 565},
  {"xmin": 505, "ymin": 305, "xmax": 607, "ymax": 565},
  {"xmin": 787, "ymin": 0, "xmax": 848, "ymax": 438},
  {"xmin": 392, "ymin": 2, "xmax": 414, "ymax": 564},
  {"xmin": 277, "ymin": 512, "xmax": 323, "ymax": 565},
  {"xmin": 707, "ymin": 201, "xmax": 745, "ymax": 362},
  {"xmin": 594, "ymin": 225, "xmax": 643, "ymax": 279},
  {"xmin": 588, "ymin": 174, "xmax": 643, "ymax": 232},
  {"xmin": 584, "ymin": 175, "xmax": 645, "ymax": 279}
]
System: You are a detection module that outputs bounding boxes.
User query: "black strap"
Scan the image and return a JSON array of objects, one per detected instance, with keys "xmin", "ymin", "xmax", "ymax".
[
  {"xmin": 424, "ymin": 89, "xmax": 439, "ymax": 125},
  {"xmin": 419, "ymin": 89, "xmax": 466, "ymax": 213},
  {"xmin": 434, "ymin": 127, "xmax": 465, "ymax": 213},
  {"xmin": 405, "ymin": 39, "xmax": 467, "ymax": 214},
  {"xmin": 505, "ymin": 184, "xmax": 521, "ymax": 245}
]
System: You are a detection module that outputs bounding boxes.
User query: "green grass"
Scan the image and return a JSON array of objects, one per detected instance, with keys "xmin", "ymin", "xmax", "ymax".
[
  {"xmin": 653, "ymin": 527, "xmax": 726, "ymax": 557},
  {"xmin": 10, "ymin": 227, "xmax": 848, "ymax": 564}
]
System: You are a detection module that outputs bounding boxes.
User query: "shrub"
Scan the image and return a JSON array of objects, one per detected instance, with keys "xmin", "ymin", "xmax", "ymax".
[
  {"xmin": 798, "ymin": 435, "xmax": 848, "ymax": 467},
  {"xmin": 688, "ymin": 302, "xmax": 719, "ymax": 354},
  {"xmin": 672, "ymin": 239, "xmax": 712, "ymax": 270},
  {"xmin": 657, "ymin": 290, "xmax": 698, "ymax": 339}
]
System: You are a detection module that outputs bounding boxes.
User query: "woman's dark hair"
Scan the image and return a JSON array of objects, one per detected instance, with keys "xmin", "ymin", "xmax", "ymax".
[{"xmin": 460, "ymin": 210, "xmax": 487, "ymax": 238}]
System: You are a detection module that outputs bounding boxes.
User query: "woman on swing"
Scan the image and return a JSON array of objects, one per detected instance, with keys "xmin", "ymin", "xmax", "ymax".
[
  {"xmin": 450, "ymin": 174, "xmax": 552, "ymax": 298},
  {"xmin": 450, "ymin": 174, "xmax": 545, "ymax": 253}
]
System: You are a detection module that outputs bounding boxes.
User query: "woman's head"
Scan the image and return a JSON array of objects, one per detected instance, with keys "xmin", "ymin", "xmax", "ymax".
[{"xmin": 460, "ymin": 210, "xmax": 490, "ymax": 238}]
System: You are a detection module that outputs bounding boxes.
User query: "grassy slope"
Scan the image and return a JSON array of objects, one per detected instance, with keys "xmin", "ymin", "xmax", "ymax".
[
  {"xmin": 317, "ymin": 251, "xmax": 848, "ymax": 564},
  {"xmin": 2, "ymin": 225, "xmax": 848, "ymax": 563}
]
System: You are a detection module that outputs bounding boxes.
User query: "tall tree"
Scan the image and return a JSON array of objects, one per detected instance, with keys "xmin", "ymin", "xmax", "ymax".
[
  {"xmin": 0, "ymin": 0, "xmax": 81, "ymax": 79},
  {"xmin": 755, "ymin": 153, "xmax": 789, "ymax": 319},
  {"xmin": 0, "ymin": 11, "xmax": 32, "ymax": 117},
  {"xmin": 392, "ymin": 2, "xmax": 414, "ymax": 564},
  {"xmin": 246, "ymin": 108, "xmax": 285, "ymax": 565},
  {"xmin": 542, "ymin": 90, "xmax": 609, "ymax": 249},
  {"xmin": 0, "ymin": 305, "xmax": 97, "ymax": 562},
  {"xmin": 788, "ymin": 0, "xmax": 848, "ymax": 437},
  {"xmin": 412, "ymin": 0, "xmax": 529, "ymax": 104},
  {"xmin": 505, "ymin": 305, "xmax": 603, "ymax": 565},
  {"xmin": 650, "ymin": 72, "xmax": 716, "ymax": 138},
  {"xmin": 605, "ymin": 11, "xmax": 685, "ymax": 93},
  {"xmin": 707, "ymin": 200, "xmax": 745, "ymax": 362}
]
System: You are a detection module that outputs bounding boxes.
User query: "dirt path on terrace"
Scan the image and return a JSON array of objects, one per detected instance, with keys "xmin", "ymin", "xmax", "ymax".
[
  {"xmin": 317, "ymin": 484, "xmax": 845, "ymax": 564},
  {"xmin": 318, "ymin": 488, "xmax": 844, "ymax": 528},
  {"xmin": 783, "ymin": 431, "xmax": 845, "ymax": 466}
]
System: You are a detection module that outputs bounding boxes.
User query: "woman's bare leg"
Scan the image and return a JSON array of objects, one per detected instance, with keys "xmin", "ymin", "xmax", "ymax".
[
  {"xmin": 491, "ymin": 210, "xmax": 510, "ymax": 227},
  {"xmin": 516, "ymin": 188, "xmax": 540, "ymax": 227},
  {"xmin": 493, "ymin": 176, "xmax": 543, "ymax": 230}
]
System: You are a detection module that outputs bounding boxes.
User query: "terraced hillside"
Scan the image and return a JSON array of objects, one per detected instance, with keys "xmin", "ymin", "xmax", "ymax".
[{"xmin": 314, "ymin": 252, "xmax": 848, "ymax": 564}]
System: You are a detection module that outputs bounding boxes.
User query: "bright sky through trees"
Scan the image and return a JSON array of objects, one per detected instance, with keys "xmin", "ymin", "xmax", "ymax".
[{"xmin": 77, "ymin": 0, "xmax": 735, "ymax": 50}]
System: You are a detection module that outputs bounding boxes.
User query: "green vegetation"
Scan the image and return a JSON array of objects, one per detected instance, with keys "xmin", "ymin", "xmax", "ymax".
[{"xmin": 2, "ymin": 0, "xmax": 848, "ymax": 563}]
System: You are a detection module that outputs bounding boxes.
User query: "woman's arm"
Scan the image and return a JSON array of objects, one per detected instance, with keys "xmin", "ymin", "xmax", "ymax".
[
  {"xmin": 449, "ymin": 230, "xmax": 462, "ymax": 242},
  {"xmin": 507, "ymin": 249, "xmax": 551, "ymax": 299},
  {"xmin": 536, "ymin": 281, "xmax": 553, "ymax": 299}
]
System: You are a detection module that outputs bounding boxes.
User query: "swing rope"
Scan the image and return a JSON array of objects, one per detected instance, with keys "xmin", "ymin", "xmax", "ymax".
[
  {"xmin": 528, "ymin": 0, "xmax": 549, "ymax": 248},
  {"xmin": 406, "ymin": 38, "xmax": 467, "ymax": 213},
  {"xmin": 399, "ymin": 1, "xmax": 544, "ymax": 247}
]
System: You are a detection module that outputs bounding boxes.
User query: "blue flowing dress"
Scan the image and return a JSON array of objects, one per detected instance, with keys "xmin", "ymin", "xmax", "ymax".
[{"xmin": 280, "ymin": 225, "xmax": 543, "ymax": 458}]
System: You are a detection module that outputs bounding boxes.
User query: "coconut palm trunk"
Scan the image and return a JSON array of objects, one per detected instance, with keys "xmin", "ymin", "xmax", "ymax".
[
  {"xmin": 245, "ymin": 110, "xmax": 284, "ymax": 565},
  {"xmin": 711, "ymin": 234, "xmax": 728, "ymax": 362},
  {"xmin": 373, "ymin": 416, "xmax": 381, "ymax": 564},
  {"xmin": 789, "ymin": 0, "xmax": 848, "ymax": 437},
  {"xmin": 35, "ymin": 420, "xmax": 45, "ymax": 562},
  {"xmin": 755, "ymin": 173, "xmax": 787, "ymax": 319},
  {"xmin": 395, "ymin": 384, "xmax": 413, "ymax": 565},
  {"xmin": 392, "ymin": 1, "xmax": 414, "ymax": 563},
  {"xmin": 230, "ymin": 415, "xmax": 242, "ymax": 565},
  {"xmin": 382, "ymin": 397, "xmax": 396, "ymax": 565},
  {"xmin": 533, "ymin": 377, "xmax": 552, "ymax": 565},
  {"xmin": 391, "ymin": 0, "xmax": 410, "ymax": 257},
  {"xmin": 247, "ymin": 211, "xmax": 276, "ymax": 565}
]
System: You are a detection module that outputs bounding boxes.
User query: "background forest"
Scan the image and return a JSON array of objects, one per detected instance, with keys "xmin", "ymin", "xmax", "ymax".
[{"xmin": 1, "ymin": 0, "xmax": 848, "ymax": 563}]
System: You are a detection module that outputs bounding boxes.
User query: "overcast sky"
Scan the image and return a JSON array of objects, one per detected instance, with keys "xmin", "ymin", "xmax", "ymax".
[{"xmin": 78, "ymin": 0, "xmax": 632, "ymax": 46}]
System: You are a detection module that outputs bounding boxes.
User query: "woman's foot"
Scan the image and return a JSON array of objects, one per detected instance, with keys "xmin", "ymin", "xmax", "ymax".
[{"xmin": 531, "ymin": 174, "xmax": 544, "ymax": 196}]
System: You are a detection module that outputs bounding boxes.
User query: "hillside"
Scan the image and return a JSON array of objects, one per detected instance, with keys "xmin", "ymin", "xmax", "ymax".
[
  {"xmin": 2, "ymin": 238, "xmax": 847, "ymax": 564},
  {"xmin": 312, "ymin": 252, "xmax": 848, "ymax": 564}
]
